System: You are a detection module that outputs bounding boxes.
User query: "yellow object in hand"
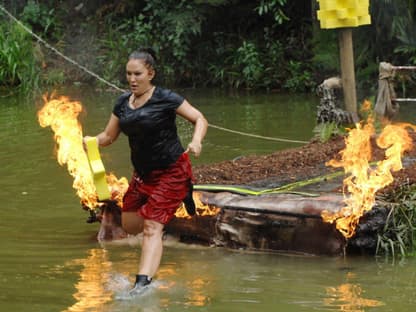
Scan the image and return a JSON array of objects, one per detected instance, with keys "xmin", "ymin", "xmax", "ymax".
[{"xmin": 85, "ymin": 137, "xmax": 111, "ymax": 200}]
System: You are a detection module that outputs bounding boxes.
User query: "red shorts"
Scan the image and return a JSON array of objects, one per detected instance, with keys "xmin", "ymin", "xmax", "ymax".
[{"xmin": 122, "ymin": 153, "xmax": 193, "ymax": 224}]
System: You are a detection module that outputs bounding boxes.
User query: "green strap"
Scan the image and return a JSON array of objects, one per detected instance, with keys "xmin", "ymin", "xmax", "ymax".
[
  {"xmin": 193, "ymin": 184, "xmax": 319, "ymax": 197},
  {"xmin": 193, "ymin": 159, "xmax": 381, "ymax": 197},
  {"xmin": 193, "ymin": 166, "xmax": 355, "ymax": 197},
  {"xmin": 194, "ymin": 184, "xmax": 259, "ymax": 195}
]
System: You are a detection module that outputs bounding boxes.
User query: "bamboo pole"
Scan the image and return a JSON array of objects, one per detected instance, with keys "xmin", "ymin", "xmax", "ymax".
[
  {"xmin": 395, "ymin": 98, "xmax": 416, "ymax": 102},
  {"xmin": 392, "ymin": 66, "xmax": 416, "ymax": 70}
]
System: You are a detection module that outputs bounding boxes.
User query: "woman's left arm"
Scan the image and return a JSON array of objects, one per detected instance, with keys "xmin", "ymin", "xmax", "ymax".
[{"xmin": 176, "ymin": 100, "xmax": 208, "ymax": 157}]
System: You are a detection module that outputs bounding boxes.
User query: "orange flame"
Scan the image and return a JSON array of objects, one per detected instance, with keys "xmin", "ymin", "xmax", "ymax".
[
  {"xmin": 322, "ymin": 102, "xmax": 413, "ymax": 238},
  {"xmin": 37, "ymin": 94, "xmax": 128, "ymax": 209},
  {"xmin": 175, "ymin": 192, "xmax": 221, "ymax": 218},
  {"xmin": 105, "ymin": 173, "xmax": 128, "ymax": 208}
]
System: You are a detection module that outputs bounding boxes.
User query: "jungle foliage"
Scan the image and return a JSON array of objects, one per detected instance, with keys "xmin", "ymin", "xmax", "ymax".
[
  {"xmin": 96, "ymin": 0, "xmax": 313, "ymax": 91},
  {"xmin": 2, "ymin": 0, "xmax": 416, "ymax": 94},
  {"xmin": 0, "ymin": 0, "xmax": 64, "ymax": 94},
  {"xmin": 377, "ymin": 183, "xmax": 416, "ymax": 257},
  {"xmin": 0, "ymin": 18, "xmax": 40, "ymax": 93}
]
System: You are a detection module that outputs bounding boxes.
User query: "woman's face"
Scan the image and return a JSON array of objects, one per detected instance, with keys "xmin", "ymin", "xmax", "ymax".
[{"xmin": 126, "ymin": 59, "xmax": 154, "ymax": 95}]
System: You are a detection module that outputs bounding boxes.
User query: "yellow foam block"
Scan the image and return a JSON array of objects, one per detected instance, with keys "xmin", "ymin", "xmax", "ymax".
[
  {"xmin": 318, "ymin": 15, "xmax": 371, "ymax": 29},
  {"xmin": 317, "ymin": 8, "xmax": 370, "ymax": 20},
  {"xmin": 317, "ymin": 0, "xmax": 371, "ymax": 29},
  {"xmin": 336, "ymin": 8, "xmax": 348, "ymax": 19},
  {"xmin": 318, "ymin": 0, "xmax": 368, "ymax": 10},
  {"xmin": 319, "ymin": 18, "xmax": 356, "ymax": 29},
  {"xmin": 358, "ymin": 14, "xmax": 371, "ymax": 25},
  {"xmin": 85, "ymin": 137, "xmax": 111, "ymax": 200}
]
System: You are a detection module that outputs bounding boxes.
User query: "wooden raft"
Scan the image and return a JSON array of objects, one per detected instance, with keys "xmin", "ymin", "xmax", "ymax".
[{"xmin": 165, "ymin": 191, "xmax": 346, "ymax": 256}]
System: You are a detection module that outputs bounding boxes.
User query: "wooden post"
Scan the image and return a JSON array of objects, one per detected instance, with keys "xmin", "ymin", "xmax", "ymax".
[
  {"xmin": 338, "ymin": 28, "xmax": 357, "ymax": 116},
  {"xmin": 316, "ymin": 0, "xmax": 370, "ymax": 118}
]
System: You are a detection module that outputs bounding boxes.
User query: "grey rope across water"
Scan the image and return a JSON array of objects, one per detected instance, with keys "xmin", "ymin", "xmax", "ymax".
[
  {"xmin": 208, "ymin": 124, "xmax": 308, "ymax": 144},
  {"xmin": 0, "ymin": 4, "xmax": 125, "ymax": 93},
  {"xmin": 0, "ymin": 4, "xmax": 309, "ymax": 145}
]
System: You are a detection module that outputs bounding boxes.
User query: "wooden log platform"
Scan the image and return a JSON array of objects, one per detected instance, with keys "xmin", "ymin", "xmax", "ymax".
[{"xmin": 165, "ymin": 191, "xmax": 346, "ymax": 256}]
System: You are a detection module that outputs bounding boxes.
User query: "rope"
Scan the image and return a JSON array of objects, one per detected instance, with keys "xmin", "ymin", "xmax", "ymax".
[
  {"xmin": 0, "ymin": 4, "xmax": 308, "ymax": 145},
  {"xmin": 0, "ymin": 4, "xmax": 125, "ymax": 93},
  {"xmin": 208, "ymin": 124, "xmax": 308, "ymax": 144}
]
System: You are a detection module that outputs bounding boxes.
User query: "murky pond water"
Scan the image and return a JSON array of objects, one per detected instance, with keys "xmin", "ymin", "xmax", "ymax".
[{"xmin": 1, "ymin": 87, "xmax": 416, "ymax": 311}]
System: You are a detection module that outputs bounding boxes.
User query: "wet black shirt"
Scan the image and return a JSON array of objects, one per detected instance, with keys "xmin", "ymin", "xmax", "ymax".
[{"xmin": 112, "ymin": 87, "xmax": 185, "ymax": 175}]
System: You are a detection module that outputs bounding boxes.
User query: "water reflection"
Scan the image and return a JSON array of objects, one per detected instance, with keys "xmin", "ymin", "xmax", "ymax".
[
  {"xmin": 185, "ymin": 278, "xmax": 211, "ymax": 307},
  {"xmin": 61, "ymin": 246, "xmax": 214, "ymax": 311},
  {"xmin": 57, "ymin": 239, "xmax": 385, "ymax": 312},
  {"xmin": 323, "ymin": 272, "xmax": 384, "ymax": 311},
  {"xmin": 153, "ymin": 258, "xmax": 213, "ymax": 309},
  {"xmin": 64, "ymin": 248, "xmax": 113, "ymax": 312}
]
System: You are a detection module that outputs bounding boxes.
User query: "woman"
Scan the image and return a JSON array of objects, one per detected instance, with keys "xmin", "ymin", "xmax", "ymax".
[{"xmin": 85, "ymin": 48, "xmax": 208, "ymax": 293}]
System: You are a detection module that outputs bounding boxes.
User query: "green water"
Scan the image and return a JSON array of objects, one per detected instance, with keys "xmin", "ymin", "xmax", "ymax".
[{"xmin": 1, "ymin": 87, "xmax": 416, "ymax": 311}]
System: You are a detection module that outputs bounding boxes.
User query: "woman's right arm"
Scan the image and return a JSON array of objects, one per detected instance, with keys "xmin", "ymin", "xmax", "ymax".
[{"xmin": 86, "ymin": 113, "xmax": 121, "ymax": 147}]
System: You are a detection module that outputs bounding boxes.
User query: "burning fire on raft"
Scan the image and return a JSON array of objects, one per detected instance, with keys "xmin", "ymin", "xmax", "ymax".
[
  {"xmin": 175, "ymin": 192, "xmax": 221, "ymax": 218},
  {"xmin": 321, "ymin": 100, "xmax": 415, "ymax": 239},
  {"xmin": 37, "ymin": 94, "xmax": 219, "ymax": 217}
]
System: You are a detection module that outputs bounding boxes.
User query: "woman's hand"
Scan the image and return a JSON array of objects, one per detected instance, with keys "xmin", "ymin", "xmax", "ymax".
[
  {"xmin": 176, "ymin": 100, "xmax": 208, "ymax": 158},
  {"xmin": 83, "ymin": 114, "xmax": 121, "ymax": 150},
  {"xmin": 82, "ymin": 136, "xmax": 98, "ymax": 151},
  {"xmin": 186, "ymin": 140, "xmax": 202, "ymax": 157}
]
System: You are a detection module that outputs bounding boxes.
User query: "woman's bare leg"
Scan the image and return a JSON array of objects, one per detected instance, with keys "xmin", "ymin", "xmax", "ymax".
[
  {"xmin": 121, "ymin": 212, "xmax": 144, "ymax": 235},
  {"xmin": 121, "ymin": 212, "xmax": 164, "ymax": 287},
  {"xmin": 139, "ymin": 219, "xmax": 164, "ymax": 277}
]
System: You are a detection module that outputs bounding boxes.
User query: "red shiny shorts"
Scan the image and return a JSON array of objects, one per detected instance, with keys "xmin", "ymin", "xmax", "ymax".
[{"xmin": 122, "ymin": 153, "xmax": 193, "ymax": 224}]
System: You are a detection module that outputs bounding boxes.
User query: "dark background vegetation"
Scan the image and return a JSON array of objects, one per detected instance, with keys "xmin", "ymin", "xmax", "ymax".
[{"xmin": 1, "ymin": 0, "xmax": 416, "ymax": 95}]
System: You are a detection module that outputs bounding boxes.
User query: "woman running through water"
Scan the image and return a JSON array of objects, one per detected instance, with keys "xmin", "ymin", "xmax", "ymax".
[{"xmin": 84, "ymin": 47, "xmax": 208, "ymax": 293}]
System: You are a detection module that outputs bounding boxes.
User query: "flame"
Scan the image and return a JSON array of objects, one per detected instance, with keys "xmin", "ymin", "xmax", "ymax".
[
  {"xmin": 37, "ymin": 94, "xmax": 127, "ymax": 209},
  {"xmin": 175, "ymin": 192, "xmax": 221, "ymax": 218},
  {"xmin": 322, "ymin": 102, "xmax": 414, "ymax": 238},
  {"xmin": 105, "ymin": 173, "xmax": 128, "ymax": 207}
]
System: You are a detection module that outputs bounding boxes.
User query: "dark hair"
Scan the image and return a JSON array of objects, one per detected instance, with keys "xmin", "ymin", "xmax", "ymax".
[{"xmin": 128, "ymin": 47, "xmax": 157, "ymax": 70}]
